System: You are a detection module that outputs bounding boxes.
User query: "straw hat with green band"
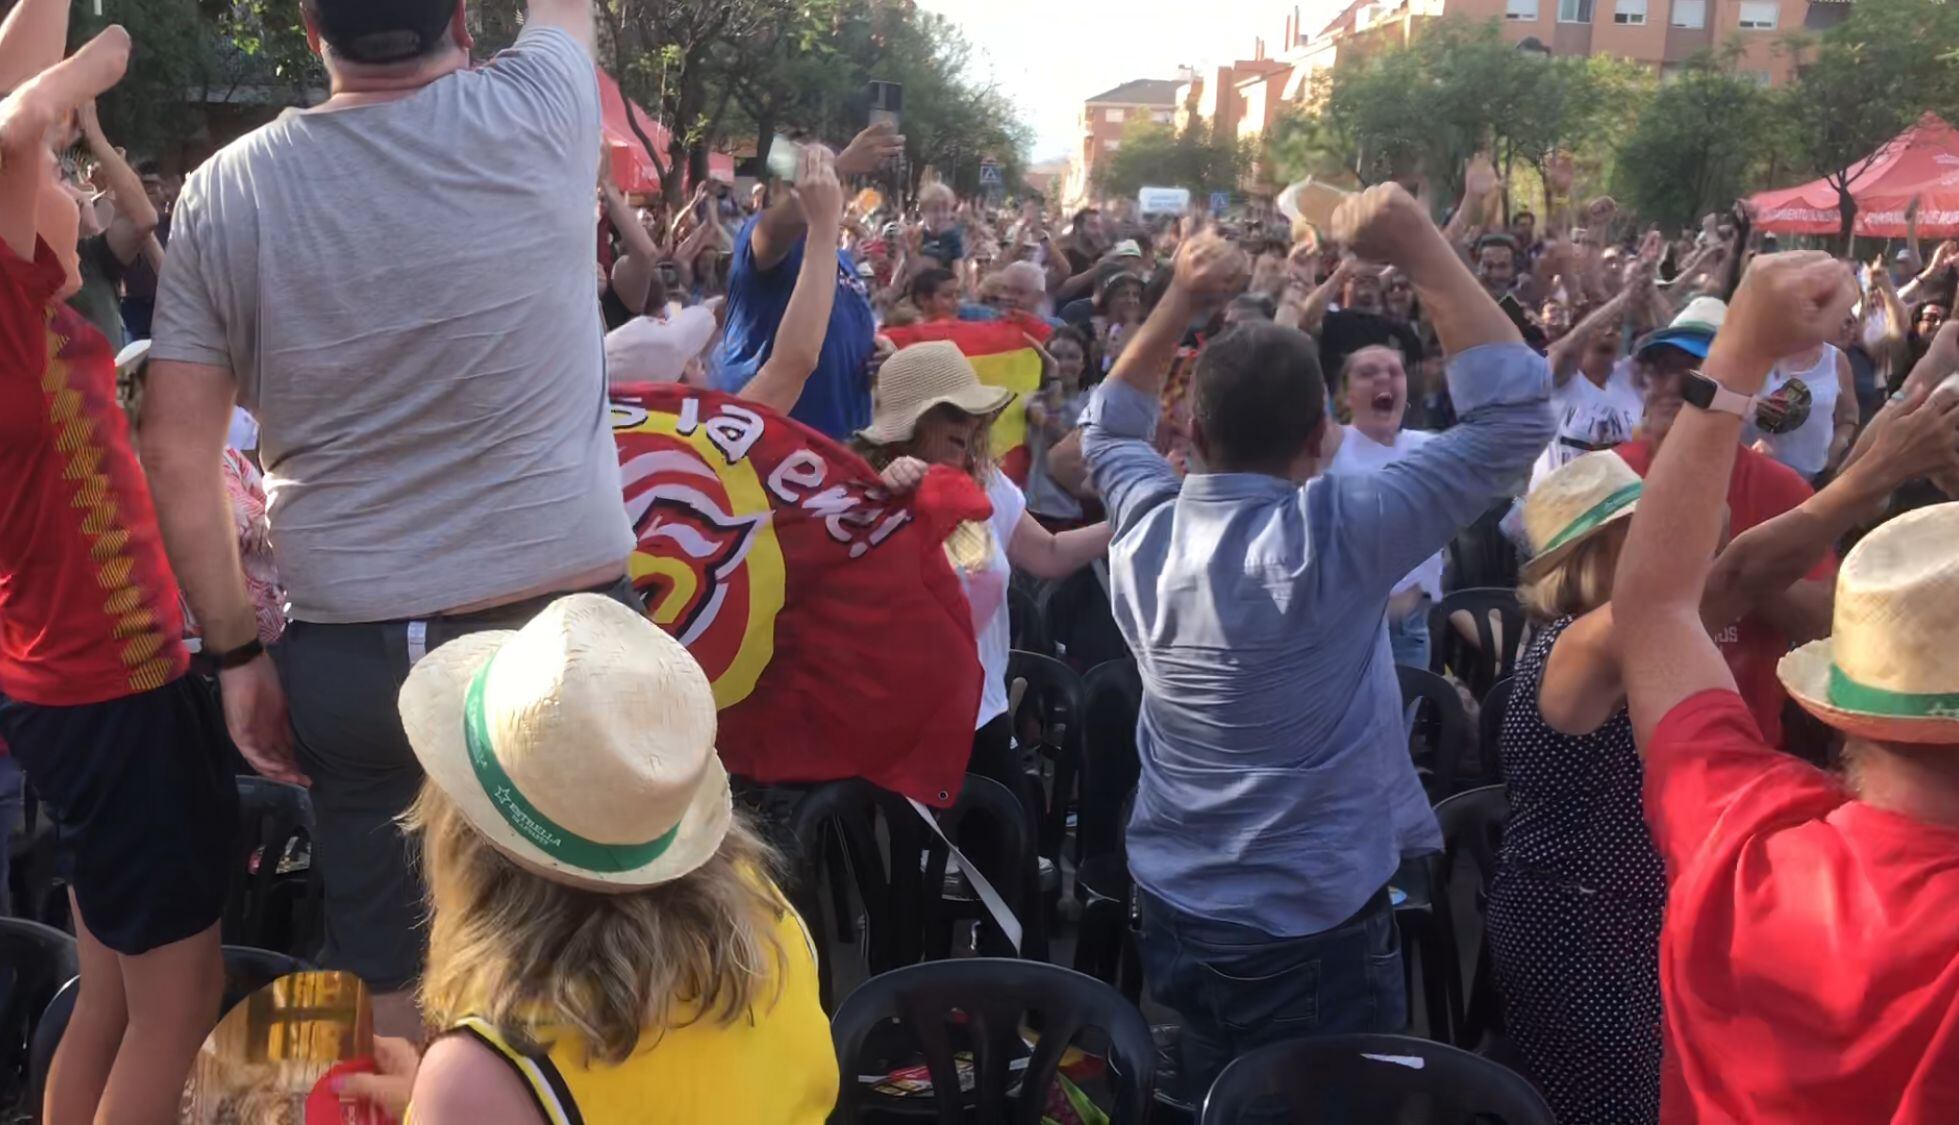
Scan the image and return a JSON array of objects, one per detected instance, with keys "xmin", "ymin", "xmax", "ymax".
[
  {"xmin": 1779, "ymin": 503, "xmax": 1959, "ymax": 744},
  {"xmin": 1519, "ymin": 451, "xmax": 1645, "ymax": 583},
  {"xmin": 399, "ymin": 594, "xmax": 733, "ymax": 892}
]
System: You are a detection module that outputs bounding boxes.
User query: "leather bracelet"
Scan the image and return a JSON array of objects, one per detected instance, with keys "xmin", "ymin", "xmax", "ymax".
[{"xmin": 211, "ymin": 637, "xmax": 265, "ymax": 671}]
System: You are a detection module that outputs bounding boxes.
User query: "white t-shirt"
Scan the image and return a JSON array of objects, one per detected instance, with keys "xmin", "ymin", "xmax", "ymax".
[
  {"xmin": 1530, "ymin": 358, "xmax": 1644, "ymax": 488},
  {"xmin": 961, "ymin": 470, "xmax": 1026, "ymax": 729},
  {"xmin": 605, "ymin": 302, "xmax": 718, "ymax": 385},
  {"xmin": 1743, "ymin": 343, "xmax": 1841, "ymax": 478},
  {"xmin": 1328, "ymin": 426, "xmax": 1445, "ymax": 600}
]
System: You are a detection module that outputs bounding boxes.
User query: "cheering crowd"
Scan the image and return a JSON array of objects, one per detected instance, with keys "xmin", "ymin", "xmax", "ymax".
[{"xmin": 5, "ymin": 0, "xmax": 1959, "ymax": 1122}]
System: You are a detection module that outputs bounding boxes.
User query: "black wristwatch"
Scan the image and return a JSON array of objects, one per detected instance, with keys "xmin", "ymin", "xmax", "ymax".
[
  {"xmin": 211, "ymin": 637, "xmax": 266, "ymax": 671},
  {"xmin": 1680, "ymin": 369, "xmax": 1753, "ymax": 418}
]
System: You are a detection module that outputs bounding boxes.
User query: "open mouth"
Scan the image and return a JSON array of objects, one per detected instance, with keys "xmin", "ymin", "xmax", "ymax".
[{"xmin": 1371, "ymin": 392, "xmax": 1396, "ymax": 413}]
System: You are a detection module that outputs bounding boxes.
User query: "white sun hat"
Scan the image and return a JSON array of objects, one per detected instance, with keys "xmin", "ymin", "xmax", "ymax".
[
  {"xmin": 1519, "ymin": 450, "xmax": 1644, "ymax": 583},
  {"xmin": 1778, "ymin": 503, "xmax": 1959, "ymax": 744},
  {"xmin": 398, "ymin": 594, "xmax": 732, "ymax": 892}
]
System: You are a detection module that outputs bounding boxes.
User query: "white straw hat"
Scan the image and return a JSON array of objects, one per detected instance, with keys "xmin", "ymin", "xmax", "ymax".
[
  {"xmin": 859, "ymin": 340, "xmax": 1014, "ymax": 446},
  {"xmin": 398, "ymin": 594, "xmax": 732, "ymax": 892},
  {"xmin": 1519, "ymin": 451, "xmax": 1644, "ymax": 582},
  {"xmin": 1779, "ymin": 503, "xmax": 1959, "ymax": 743}
]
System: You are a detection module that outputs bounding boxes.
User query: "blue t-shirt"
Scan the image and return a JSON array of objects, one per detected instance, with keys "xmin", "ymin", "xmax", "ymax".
[{"xmin": 714, "ymin": 214, "xmax": 875, "ymax": 439}]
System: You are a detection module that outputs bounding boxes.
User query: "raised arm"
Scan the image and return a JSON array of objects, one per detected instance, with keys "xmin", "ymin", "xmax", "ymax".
[
  {"xmin": 1104, "ymin": 229, "xmax": 1246, "ymax": 402},
  {"xmin": 1547, "ymin": 283, "xmax": 1635, "ymax": 386},
  {"xmin": 0, "ymin": 27, "xmax": 128, "ymax": 263},
  {"xmin": 0, "ymin": 0, "xmax": 67, "ymax": 92},
  {"xmin": 526, "ymin": 0, "xmax": 595, "ymax": 55},
  {"xmin": 77, "ymin": 100, "xmax": 156, "ymax": 265},
  {"xmin": 1334, "ymin": 183, "xmax": 1521, "ymax": 356},
  {"xmin": 752, "ymin": 123, "xmax": 902, "ymax": 271},
  {"xmin": 1293, "ymin": 257, "xmax": 1352, "ymax": 337},
  {"xmin": 1615, "ymin": 253, "xmax": 1858, "ymax": 746},
  {"xmin": 1442, "ymin": 153, "xmax": 1499, "ymax": 254},
  {"xmin": 741, "ymin": 145, "xmax": 842, "ymax": 415}
]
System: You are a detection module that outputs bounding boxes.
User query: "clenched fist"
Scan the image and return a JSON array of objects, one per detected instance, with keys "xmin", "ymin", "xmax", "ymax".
[
  {"xmin": 1172, "ymin": 232, "xmax": 1250, "ymax": 303},
  {"xmin": 1709, "ymin": 251, "xmax": 1858, "ymax": 387},
  {"xmin": 1329, "ymin": 182, "xmax": 1432, "ymax": 269}
]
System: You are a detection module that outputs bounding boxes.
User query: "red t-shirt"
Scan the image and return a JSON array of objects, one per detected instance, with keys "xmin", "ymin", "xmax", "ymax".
[
  {"xmin": 1645, "ymin": 690, "xmax": 1959, "ymax": 1123},
  {"xmin": 1615, "ymin": 438, "xmax": 1835, "ymax": 747},
  {"xmin": 0, "ymin": 239, "xmax": 187, "ymax": 706}
]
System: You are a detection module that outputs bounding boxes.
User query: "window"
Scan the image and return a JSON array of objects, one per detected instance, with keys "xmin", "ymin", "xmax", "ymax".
[
  {"xmin": 1738, "ymin": 0, "xmax": 1777, "ymax": 27},
  {"xmin": 1104, "ymin": 107, "xmax": 1126, "ymax": 123},
  {"xmin": 1671, "ymin": 0, "xmax": 1705, "ymax": 27},
  {"xmin": 1558, "ymin": 0, "xmax": 1593, "ymax": 22},
  {"xmin": 1152, "ymin": 110, "xmax": 1173, "ymax": 124},
  {"xmin": 1614, "ymin": 0, "xmax": 1646, "ymax": 22},
  {"xmin": 1103, "ymin": 139, "xmax": 1121, "ymax": 151},
  {"xmin": 1506, "ymin": 0, "xmax": 1538, "ymax": 18}
]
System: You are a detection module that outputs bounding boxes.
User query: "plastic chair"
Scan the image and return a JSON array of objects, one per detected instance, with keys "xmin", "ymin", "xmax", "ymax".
[
  {"xmin": 1199, "ymin": 1032, "xmax": 1554, "ymax": 1124},
  {"xmin": 1009, "ymin": 586, "xmax": 1051, "ymax": 658},
  {"xmin": 1477, "ymin": 676, "xmax": 1517, "ymax": 787},
  {"xmin": 831, "ymin": 958, "xmax": 1157, "ymax": 1125},
  {"xmin": 7, "ymin": 784, "xmax": 63, "ymax": 929},
  {"xmin": 1007, "ymin": 650, "xmax": 1086, "ymax": 863},
  {"xmin": 226, "ymin": 777, "xmax": 319, "ymax": 957},
  {"xmin": 1433, "ymin": 784, "xmax": 1512, "ymax": 1050},
  {"xmin": 1039, "ymin": 567, "xmax": 1130, "ymax": 672},
  {"xmin": 918, "ymin": 773, "xmax": 1041, "ymax": 961},
  {"xmin": 0, "ymin": 919, "xmax": 77, "ymax": 1106},
  {"xmin": 1396, "ymin": 665, "xmax": 1475, "ymax": 802},
  {"xmin": 782, "ymin": 779, "xmax": 915, "ymax": 1011},
  {"xmin": 1443, "ymin": 501, "xmax": 1522, "ymax": 594},
  {"xmin": 1073, "ymin": 660, "xmax": 1143, "ymax": 998},
  {"xmin": 1430, "ymin": 587, "xmax": 1529, "ymax": 701}
]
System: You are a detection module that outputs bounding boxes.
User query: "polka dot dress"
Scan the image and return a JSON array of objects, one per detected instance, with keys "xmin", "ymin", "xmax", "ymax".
[{"xmin": 1486, "ymin": 616, "xmax": 1665, "ymax": 1124}]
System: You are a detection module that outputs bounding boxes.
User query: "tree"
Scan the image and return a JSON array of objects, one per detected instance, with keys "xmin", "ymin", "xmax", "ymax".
[
  {"xmin": 1613, "ymin": 50, "xmax": 1771, "ymax": 232},
  {"xmin": 1093, "ymin": 120, "xmax": 1251, "ymax": 200},
  {"xmin": 1778, "ymin": 0, "xmax": 1959, "ymax": 249}
]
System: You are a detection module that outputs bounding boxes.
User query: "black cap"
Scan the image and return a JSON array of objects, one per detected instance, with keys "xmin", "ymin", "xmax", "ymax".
[{"xmin": 307, "ymin": 0, "xmax": 456, "ymax": 64}]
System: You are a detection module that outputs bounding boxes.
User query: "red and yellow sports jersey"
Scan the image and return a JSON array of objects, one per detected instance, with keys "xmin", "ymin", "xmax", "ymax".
[{"xmin": 1, "ymin": 239, "xmax": 187, "ymax": 706}]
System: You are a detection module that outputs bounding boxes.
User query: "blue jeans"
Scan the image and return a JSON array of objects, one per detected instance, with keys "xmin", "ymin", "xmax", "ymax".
[
  {"xmin": 1137, "ymin": 886, "xmax": 1407, "ymax": 1098},
  {"xmin": 1389, "ymin": 599, "xmax": 1431, "ymax": 671}
]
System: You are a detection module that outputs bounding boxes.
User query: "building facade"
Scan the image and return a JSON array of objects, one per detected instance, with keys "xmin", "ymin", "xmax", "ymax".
[{"xmin": 1071, "ymin": 78, "xmax": 1182, "ymax": 203}]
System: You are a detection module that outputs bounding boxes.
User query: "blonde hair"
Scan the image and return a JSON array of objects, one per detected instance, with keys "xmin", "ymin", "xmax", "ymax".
[
  {"xmin": 852, "ymin": 418, "xmax": 999, "ymax": 572},
  {"xmin": 407, "ymin": 783, "xmax": 788, "ymax": 1066},
  {"xmin": 1519, "ymin": 523, "xmax": 1625, "ymax": 623},
  {"xmin": 918, "ymin": 181, "xmax": 956, "ymax": 209}
]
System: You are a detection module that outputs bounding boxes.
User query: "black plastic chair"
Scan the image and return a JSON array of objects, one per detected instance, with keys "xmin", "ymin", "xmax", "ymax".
[
  {"xmin": 1477, "ymin": 676, "xmax": 1517, "ymax": 787},
  {"xmin": 1433, "ymin": 784, "xmax": 1512, "ymax": 1050},
  {"xmin": 1073, "ymin": 659, "xmax": 1143, "ymax": 999},
  {"xmin": 782, "ymin": 779, "xmax": 916, "ymax": 1011},
  {"xmin": 1039, "ymin": 567, "xmax": 1130, "ymax": 672},
  {"xmin": 0, "ymin": 919, "xmax": 76, "ymax": 1108},
  {"xmin": 1430, "ymin": 587, "xmax": 1529, "ymax": 701},
  {"xmin": 1009, "ymin": 586, "xmax": 1052, "ymax": 657},
  {"xmin": 1199, "ymin": 1032, "xmax": 1554, "ymax": 1124},
  {"xmin": 1397, "ymin": 665, "xmax": 1475, "ymax": 802},
  {"xmin": 830, "ymin": 958, "xmax": 1157, "ymax": 1125},
  {"xmin": 918, "ymin": 774, "xmax": 1041, "ymax": 962},
  {"xmin": 1007, "ymin": 650, "xmax": 1086, "ymax": 863},
  {"xmin": 226, "ymin": 777, "xmax": 320, "ymax": 957},
  {"xmin": 1443, "ymin": 501, "xmax": 1522, "ymax": 594},
  {"xmin": 7, "ymin": 784, "xmax": 63, "ymax": 930}
]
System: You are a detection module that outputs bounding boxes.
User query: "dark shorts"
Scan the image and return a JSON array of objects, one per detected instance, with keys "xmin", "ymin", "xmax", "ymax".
[
  {"xmin": 275, "ymin": 578, "xmax": 641, "ymax": 992},
  {"xmin": 0, "ymin": 676, "xmax": 237, "ymax": 955}
]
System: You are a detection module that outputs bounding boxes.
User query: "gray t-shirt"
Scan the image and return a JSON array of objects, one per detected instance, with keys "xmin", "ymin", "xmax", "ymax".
[{"xmin": 152, "ymin": 26, "xmax": 631, "ymax": 623}]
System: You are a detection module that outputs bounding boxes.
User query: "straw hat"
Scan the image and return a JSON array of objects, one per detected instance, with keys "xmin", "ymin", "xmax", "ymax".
[
  {"xmin": 1779, "ymin": 504, "xmax": 1959, "ymax": 744},
  {"xmin": 398, "ymin": 594, "xmax": 732, "ymax": 892},
  {"xmin": 1519, "ymin": 451, "xmax": 1644, "ymax": 582},
  {"xmin": 859, "ymin": 340, "xmax": 1014, "ymax": 446}
]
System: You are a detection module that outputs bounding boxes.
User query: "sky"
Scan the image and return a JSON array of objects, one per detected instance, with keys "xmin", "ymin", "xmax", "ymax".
[{"xmin": 915, "ymin": 0, "xmax": 1342, "ymax": 163}]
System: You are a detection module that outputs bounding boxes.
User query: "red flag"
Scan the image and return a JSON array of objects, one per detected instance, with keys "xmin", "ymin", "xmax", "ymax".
[
  {"xmin": 883, "ymin": 312, "xmax": 1052, "ymax": 485},
  {"xmin": 610, "ymin": 384, "xmax": 988, "ymax": 807}
]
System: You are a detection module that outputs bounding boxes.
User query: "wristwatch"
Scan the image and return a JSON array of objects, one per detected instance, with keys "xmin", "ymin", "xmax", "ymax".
[
  {"xmin": 210, "ymin": 637, "xmax": 266, "ymax": 671},
  {"xmin": 1680, "ymin": 370, "xmax": 1753, "ymax": 418}
]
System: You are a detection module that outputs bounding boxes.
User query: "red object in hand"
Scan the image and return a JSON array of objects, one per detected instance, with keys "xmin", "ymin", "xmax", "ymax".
[{"xmin": 306, "ymin": 1058, "xmax": 393, "ymax": 1125}]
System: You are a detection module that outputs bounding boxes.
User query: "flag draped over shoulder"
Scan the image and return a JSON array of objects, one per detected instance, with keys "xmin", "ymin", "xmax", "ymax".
[
  {"xmin": 609, "ymin": 384, "xmax": 989, "ymax": 807},
  {"xmin": 882, "ymin": 314, "xmax": 1052, "ymax": 485}
]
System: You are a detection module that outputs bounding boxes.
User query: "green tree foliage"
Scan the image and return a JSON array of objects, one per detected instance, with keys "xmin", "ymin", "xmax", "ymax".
[
  {"xmin": 1613, "ymin": 50, "xmax": 1771, "ymax": 233},
  {"xmin": 1092, "ymin": 120, "xmax": 1251, "ymax": 200},
  {"xmin": 1777, "ymin": 0, "xmax": 1959, "ymax": 248}
]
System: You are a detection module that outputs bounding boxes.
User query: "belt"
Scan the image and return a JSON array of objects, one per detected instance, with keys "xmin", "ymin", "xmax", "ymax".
[{"xmin": 394, "ymin": 576, "xmax": 632, "ymax": 665}]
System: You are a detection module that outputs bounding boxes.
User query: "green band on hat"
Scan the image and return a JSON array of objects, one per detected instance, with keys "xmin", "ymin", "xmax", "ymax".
[
  {"xmin": 1826, "ymin": 665, "xmax": 1959, "ymax": 720},
  {"xmin": 1538, "ymin": 482, "xmax": 1643, "ymax": 557},
  {"xmin": 464, "ymin": 658, "xmax": 679, "ymax": 874}
]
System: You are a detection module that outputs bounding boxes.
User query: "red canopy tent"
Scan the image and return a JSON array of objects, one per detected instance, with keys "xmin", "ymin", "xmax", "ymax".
[
  {"xmin": 596, "ymin": 68, "xmax": 735, "ymax": 196},
  {"xmin": 1751, "ymin": 114, "xmax": 1959, "ymax": 239}
]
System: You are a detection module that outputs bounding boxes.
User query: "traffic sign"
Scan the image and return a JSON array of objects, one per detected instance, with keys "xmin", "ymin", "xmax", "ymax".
[
  {"xmin": 1210, "ymin": 191, "xmax": 1231, "ymax": 214},
  {"xmin": 979, "ymin": 161, "xmax": 1003, "ymax": 186}
]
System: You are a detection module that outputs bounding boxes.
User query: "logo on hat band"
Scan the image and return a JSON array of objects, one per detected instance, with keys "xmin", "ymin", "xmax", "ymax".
[
  {"xmin": 463, "ymin": 656, "xmax": 680, "ymax": 873},
  {"xmin": 1538, "ymin": 482, "xmax": 1642, "ymax": 557},
  {"xmin": 1826, "ymin": 665, "xmax": 1959, "ymax": 720}
]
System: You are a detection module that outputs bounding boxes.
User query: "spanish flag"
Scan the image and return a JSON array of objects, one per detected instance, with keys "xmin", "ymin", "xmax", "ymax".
[{"xmin": 883, "ymin": 313, "xmax": 1052, "ymax": 485}]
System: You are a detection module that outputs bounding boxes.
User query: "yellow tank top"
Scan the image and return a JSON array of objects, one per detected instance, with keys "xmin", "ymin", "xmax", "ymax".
[{"xmin": 416, "ymin": 900, "xmax": 837, "ymax": 1124}]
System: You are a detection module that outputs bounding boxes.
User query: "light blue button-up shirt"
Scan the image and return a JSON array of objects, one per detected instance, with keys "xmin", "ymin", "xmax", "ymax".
[{"xmin": 1081, "ymin": 342, "xmax": 1553, "ymax": 936}]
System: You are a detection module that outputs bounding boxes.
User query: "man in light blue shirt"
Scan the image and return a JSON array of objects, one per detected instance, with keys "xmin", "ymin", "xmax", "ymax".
[{"xmin": 1080, "ymin": 186, "xmax": 1553, "ymax": 1090}]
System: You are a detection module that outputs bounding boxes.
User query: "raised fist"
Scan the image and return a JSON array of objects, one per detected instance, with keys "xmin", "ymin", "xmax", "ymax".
[
  {"xmin": 1329, "ymin": 182, "xmax": 1430, "ymax": 267},
  {"xmin": 1712, "ymin": 251, "xmax": 1857, "ymax": 378},
  {"xmin": 1172, "ymin": 231, "xmax": 1250, "ymax": 302}
]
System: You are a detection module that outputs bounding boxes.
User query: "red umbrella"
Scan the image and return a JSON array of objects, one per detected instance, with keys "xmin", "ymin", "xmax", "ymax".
[{"xmin": 1751, "ymin": 114, "xmax": 1959, "ymax": 238}]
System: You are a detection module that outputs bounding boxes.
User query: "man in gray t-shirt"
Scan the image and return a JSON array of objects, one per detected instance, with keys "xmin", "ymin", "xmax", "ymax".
[{"xmin": 142, "ymin": 0, "xmax": 629, "ymax": 1034}]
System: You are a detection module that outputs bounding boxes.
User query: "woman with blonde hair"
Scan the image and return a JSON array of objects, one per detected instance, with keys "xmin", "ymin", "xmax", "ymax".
[
  {"xmin": 1489, "ymin": 386, "xmax": 1958, "ymax": 1123},
  {"xmin": 340, "ymin": 594, "xmax": 837, "ymax": 1124}
]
